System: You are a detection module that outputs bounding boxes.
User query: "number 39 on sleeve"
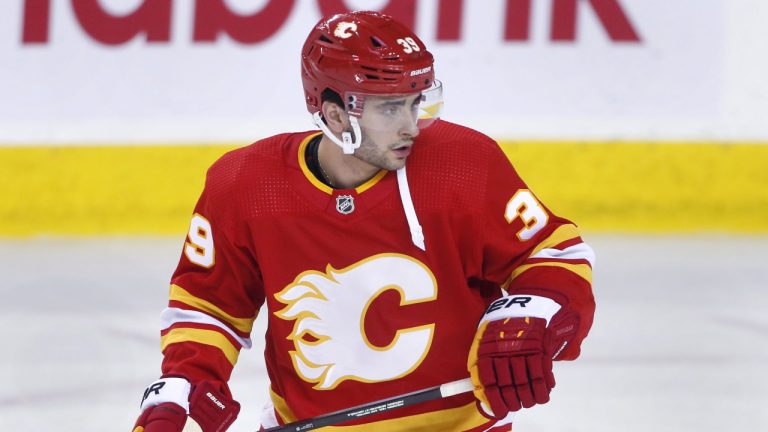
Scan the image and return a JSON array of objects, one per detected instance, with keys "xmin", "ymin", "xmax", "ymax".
[
  {"xmin": 184, "ymin": 213, "xmax": 215, "ymax": 268},
  {"xmin": 504, "ymin": 190, "xmax": 549, "ymax": 241}
]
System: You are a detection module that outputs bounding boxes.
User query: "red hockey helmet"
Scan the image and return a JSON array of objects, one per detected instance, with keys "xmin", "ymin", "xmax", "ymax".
[{"xmin": 301, "ymin": 11, "xmax": 439, "ymax": 116}]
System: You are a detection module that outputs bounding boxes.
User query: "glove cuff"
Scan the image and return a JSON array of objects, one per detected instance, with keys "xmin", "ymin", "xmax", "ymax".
[
  {"xmin": 481, "ymin": 294, "xmax": 561, "ymax": 326},
  {"xmin": 140, "ymin": 377, "xmax": 191, "ymax": 414}
]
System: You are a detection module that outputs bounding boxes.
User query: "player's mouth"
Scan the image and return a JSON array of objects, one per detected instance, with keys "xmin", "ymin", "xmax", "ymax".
[{"xmin": 392, "ymin": 143, "xmax": 412, "ymax": 158}]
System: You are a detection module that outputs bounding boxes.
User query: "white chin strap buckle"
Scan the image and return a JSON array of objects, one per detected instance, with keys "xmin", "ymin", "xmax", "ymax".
[
  {"xmin": 341, "ymin": 131, "xmax": 354, "ymax": 154},
  {"xmin": 312, "ymin": 112, "xmax": 362, "ymax": 154}
]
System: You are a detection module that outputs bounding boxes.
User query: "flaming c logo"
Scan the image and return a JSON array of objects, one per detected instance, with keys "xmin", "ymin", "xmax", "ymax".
[
  {"xmin": 274, "ymin": 254, "xmax": 437, "ymax": 390},
  {"xmin": 333, "ymin": 21, "xmax": 357, "ymax": 39}
]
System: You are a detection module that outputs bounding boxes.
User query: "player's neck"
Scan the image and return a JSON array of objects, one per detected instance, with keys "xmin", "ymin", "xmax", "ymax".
[{"xmin": 318, "ymin": 135, "xmax": 379, "ymax": 189}]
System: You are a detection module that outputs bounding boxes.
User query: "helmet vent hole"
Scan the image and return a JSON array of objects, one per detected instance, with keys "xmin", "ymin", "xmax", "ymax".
[
  {"xmin": 318, "ymin": 35, "xmax": 333, "ymax": 44},
  {"xmin": 370, "ymin": 36, "xmax": 385, "ymax": 48}
]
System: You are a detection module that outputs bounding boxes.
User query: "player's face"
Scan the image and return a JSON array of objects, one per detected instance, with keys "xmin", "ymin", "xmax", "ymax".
[{"xmin": 353, "ymin": 93, "xmax": 421, "ymax": 171}]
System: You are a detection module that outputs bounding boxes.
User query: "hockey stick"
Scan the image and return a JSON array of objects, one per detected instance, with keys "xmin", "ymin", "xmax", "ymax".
[{"xmin": 262, "ymin": 377, "xmax": 474, "ymax": 432}]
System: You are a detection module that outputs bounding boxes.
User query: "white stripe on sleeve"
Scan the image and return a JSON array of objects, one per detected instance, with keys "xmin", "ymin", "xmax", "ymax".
[
  {"xmin": 530, "ymin": 242, "xmax": 595, "ymax": 267},
  {"xmin": 160, "ymin": 307, "xmax": 253, "ymax": 349}
]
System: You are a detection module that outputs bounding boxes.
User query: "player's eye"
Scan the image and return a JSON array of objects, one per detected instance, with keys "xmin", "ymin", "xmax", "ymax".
[{"xmin": 381, "ymin": 105, "xmax": 400, "ymax": 116}]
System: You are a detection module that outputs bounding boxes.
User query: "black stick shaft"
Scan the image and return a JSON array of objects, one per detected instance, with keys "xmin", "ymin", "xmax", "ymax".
[{"xmin": 263, "ymin": 378, "xmax": 473, "ymax": 432}]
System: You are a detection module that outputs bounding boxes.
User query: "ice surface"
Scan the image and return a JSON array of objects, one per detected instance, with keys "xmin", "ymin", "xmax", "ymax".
[{"xmin": 1, "ymin": 235, "xmax": 766, "ymax": 431}]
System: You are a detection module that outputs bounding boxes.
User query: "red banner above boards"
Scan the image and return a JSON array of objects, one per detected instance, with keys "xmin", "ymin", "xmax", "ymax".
[{"xmin": 21, "ymin": 0, "xmax": 641, "ymax": 45}]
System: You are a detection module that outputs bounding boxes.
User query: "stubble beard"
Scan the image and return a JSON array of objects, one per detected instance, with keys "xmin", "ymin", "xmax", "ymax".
[{"xmin": 353, "ymin": 135, "xmax": 407, "ymax": 171}]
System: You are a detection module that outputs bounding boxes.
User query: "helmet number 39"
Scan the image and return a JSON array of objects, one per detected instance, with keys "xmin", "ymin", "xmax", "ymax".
[{"xmin": 397, "ymin": 37, "xmax": 420, "ymax": 53}]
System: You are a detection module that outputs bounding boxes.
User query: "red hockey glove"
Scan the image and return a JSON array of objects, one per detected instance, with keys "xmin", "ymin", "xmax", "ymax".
[
  {"xmin": 133, "ymin": 402, "xmax": 187, "ymax": 432},
  {"xmin": 133, "ymin": 378, "xmax": 240, "ymax": 432},
  {"xmin": 468, "ymin": 316, "xmax": 555, "ymax": 418},
  {"xmin": 468, "ymin": 294, "xmax": 566, "ymax": 418}
]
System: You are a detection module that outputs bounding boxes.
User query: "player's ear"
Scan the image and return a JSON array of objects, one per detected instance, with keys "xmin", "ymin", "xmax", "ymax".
[{"xmin": 321, "ymin": 101, "xmax": 349, "ymax": 134}]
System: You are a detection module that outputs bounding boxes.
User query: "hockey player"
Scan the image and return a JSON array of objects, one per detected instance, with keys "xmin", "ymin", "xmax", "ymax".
[{"xmin": 133, "ymin": 10, "xmax": 595, "ymax": 432}]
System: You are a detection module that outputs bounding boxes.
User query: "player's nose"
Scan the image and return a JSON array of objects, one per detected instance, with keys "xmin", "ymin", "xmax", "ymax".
[
  {"xmin": 400, "ymin": 123, "xmax": 419, "ymax": 139},
  {"xmin": 399, "ymin": 110, "xmax": 420, "ymax": 138}
]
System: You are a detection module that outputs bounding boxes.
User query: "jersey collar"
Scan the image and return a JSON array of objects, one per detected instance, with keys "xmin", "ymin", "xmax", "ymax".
[{"xmin": 297, "ymin": 132, "xmax": 388, "ymax": 195}]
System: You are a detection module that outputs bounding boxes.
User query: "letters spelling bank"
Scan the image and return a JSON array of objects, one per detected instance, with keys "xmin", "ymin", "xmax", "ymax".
[{"xmin": 20, "ymin": 0, "xmax": 641, "ymax": 45}]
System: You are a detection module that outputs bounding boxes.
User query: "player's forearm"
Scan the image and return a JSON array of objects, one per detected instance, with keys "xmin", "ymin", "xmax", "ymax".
[
  {"xmin": 506, "ymin": 265, "xmax": 596, "ymax": 360},
  {"xmin": 161, "ymin": 342, "xmax": 238, "ymax": 389}
]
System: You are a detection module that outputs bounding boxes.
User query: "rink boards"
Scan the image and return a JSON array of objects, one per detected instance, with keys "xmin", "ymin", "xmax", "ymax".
[{"xmin": 1, "ymin": 140, "xmax": 766, "ymax": 235}]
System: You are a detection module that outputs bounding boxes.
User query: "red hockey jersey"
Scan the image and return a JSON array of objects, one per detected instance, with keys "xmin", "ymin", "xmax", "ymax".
[{"xmin": 160, "ymin": 120, "xmax": 595, "ymax": 431}]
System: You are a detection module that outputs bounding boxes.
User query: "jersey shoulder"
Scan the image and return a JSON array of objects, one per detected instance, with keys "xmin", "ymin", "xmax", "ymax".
[
  {"xmin": 417, "ymin": 120, "xmax": 502, "ymax": 156},
  {"xmin": 412, "ymin": 120, "xmax": 509, "ymax": 178},
  {"xmin": 205, "ymin": 131, "xmax": 314, "ymax": 193},
  {"xmin": 201, "ymin": 131, "xmax": 315, "ymax": 221},
  {"xmin": 408, "ymin": 120, "xmax": 510, "ymax": 212}
]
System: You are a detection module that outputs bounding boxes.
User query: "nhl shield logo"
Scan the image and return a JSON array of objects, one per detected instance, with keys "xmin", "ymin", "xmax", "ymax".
[{"xmin": 336, "ymin": 195, "xmax": 355, "ymax": 215}]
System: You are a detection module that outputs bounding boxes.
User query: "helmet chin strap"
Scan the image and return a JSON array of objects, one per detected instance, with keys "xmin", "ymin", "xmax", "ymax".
[
  {"xmin": 312, "ymin": 112, "xmax": 362, "ymax": 155},
  {"xmin": 310, "ymin": 112, "xmax": 425, "ymax": 251}
]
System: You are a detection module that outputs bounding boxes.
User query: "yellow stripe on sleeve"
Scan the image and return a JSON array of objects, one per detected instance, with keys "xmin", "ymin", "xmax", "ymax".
[
  {"xmin": 161, "ymin": 327, "xmax": 241, "ymax": 366},
  {"xmin": 529, "ymin": 224, "xmax": 582, "ymax": 258},
  {"xmin": 508, "ymin": 262, "xmax": 593, "ymax": 285},
  {"xmin": 501, "ymin": 224, "xmax": 586, "ymax": 289},
  {"xmin": 169, "ymin": 284, "xmax": 255, "ymax": 334}
]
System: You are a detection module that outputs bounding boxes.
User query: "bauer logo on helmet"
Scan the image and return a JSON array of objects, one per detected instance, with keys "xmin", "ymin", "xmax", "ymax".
[{"xmin": 410, "ymin": 66, "xmax": 432, "ymax": 77}]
